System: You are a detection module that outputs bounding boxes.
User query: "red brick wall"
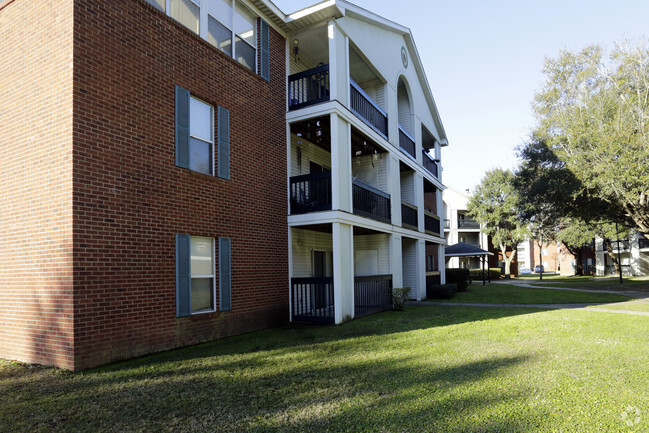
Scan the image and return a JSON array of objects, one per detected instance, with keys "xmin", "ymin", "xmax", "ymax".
[
  {"xmin": 70, "ymin": 0, "xmax": 288, "ymax": 370},
  {"xmin": 0, "ymin": 0, "xmax": 76, "ymax": 369}
]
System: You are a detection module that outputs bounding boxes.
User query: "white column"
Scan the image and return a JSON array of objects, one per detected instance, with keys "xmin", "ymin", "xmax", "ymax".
[
  {"xmin": 288, "ymin": 227, "xmax": 294, "ymax": 322},
  {"xmin": 327, "ymin": 21, "xmax": 349, "ymax": 106},
  {"xmin": 389, "ymin": 154, "xmax": 401, "ymax": 226},
  {"xmin": 391, "ymin": 233, "xmax": 403, "ymax": 289},
  {"xmin": 330, "ymin": 113, "xmax": 352, "ymax": 213},
  {"xmin": 415, "ymin": 173, "xmax": 424, "ymax": 233},
  {"xmin": 416, "ymin": 239, "xmax": 426, "ymax": 300},
  {"xmin": 439, "ymin": 244, "xmax": 446, "ymax": 284},
  {"xmin": 333, "ymin": 222, "xmax": 354, "ymax": 324}
]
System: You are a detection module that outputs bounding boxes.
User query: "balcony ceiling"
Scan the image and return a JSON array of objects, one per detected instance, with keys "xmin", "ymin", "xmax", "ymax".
[
  {"xmin": 291, "ymin": 116, "xmax": 331, "ymax": 152},
  {"xmin": 349, "ymin": 48, "xmax": 382, "ymax": 88}
]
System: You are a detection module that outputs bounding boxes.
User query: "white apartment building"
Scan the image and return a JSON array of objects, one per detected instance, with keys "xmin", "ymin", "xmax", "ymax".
[
  {"xmin": 442, "ymin": 187, "xmax": 488, "ymax": 269},
  {"xmin": 286, "ymin": 1, "xmax": 448, "ymax": 324}
]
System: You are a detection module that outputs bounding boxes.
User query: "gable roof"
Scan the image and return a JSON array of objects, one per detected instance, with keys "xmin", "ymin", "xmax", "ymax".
[
  {"xmin": 445, "ymin": 242, "xmax": 493, "ymax": 257},
  {"xmin": 252, "ymin": 0, "xmax": 448, "ymax": 145}
]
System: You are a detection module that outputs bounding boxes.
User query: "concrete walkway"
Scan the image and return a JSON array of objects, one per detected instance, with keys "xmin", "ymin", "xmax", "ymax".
[{"xmin": 419, "ymin": 279, "xmax": 649, "ymax": 317}]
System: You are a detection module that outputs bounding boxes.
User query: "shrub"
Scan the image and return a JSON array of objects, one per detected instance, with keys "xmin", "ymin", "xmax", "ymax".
[
  {"xmin": 469, "ymin": 268, "xmax": 501, "ymax": 281},
  {"xmin": 445, "ymin": 268, "xmax": 470, "ymax": 292},
  {"xmin": 426, "ymin": 283, "xmax": 458, "ymax": 299},
  {"xmin": 392, "ymin": 287, "xmax": 411, "ymax": 311}
]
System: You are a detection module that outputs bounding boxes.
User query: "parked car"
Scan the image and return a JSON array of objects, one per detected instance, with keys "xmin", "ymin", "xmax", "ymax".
[
  {"xmin": 519, "ymin": 268, "xmax": 532, "ymax": 275},
  {"xmin": 534, "ymin": 265, "xmax": 544, "ymax": 273}
]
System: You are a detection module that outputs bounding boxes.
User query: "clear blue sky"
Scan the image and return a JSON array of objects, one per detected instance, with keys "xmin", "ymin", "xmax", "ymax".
[{"xmin": 273, "ymin": 0, "xmax": 649, "ymax": 193}]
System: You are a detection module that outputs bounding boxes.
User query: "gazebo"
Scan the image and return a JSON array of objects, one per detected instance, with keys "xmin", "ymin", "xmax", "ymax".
[{"xmin": 444, "ymin": 242, "xmax": 494, "ymax": 285}]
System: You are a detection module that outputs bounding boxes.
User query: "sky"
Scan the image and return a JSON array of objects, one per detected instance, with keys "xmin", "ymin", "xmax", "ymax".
[{"xmin": 272, "ymin": 0, "xmax": 649, "ymax": 194}]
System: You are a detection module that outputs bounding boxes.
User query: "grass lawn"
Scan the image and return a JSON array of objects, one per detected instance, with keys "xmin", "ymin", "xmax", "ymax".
[
  {"xmin": 516, "ymin": 274, "xmax": 649, "ymax": 291},
  {"xmin": 2, "ymin": 305, "xmax": 649, "ymax": 432},
  {"xmin": 590, "ymin": 300, "xmax": 649, "ymax": 312},
  {"xmin": 428, "ymin": 282, "xmax": 631, "ymax": 304}
]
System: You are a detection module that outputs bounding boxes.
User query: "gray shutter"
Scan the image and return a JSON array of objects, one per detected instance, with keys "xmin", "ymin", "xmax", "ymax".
[
  {"xmin": 175, "ymin": 234, "xmax": 191, "ymax": 317},
  {"xmin": 219, "ymin": 237, "xmax": 231, "ymax": 311},
  {"xmin": 260, "ymin": 19, "xmax": 270, "ymax": 81},
  {"xmin": 217, "ymin": 106, "xmax": 230, "ymax": 179},
  {"xmin": 175, "ymin": 86, "xmax": 190, "ymax": 168}
]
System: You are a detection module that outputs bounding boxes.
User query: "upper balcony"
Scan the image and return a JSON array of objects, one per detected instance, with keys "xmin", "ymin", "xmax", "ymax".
[{"xmin": 288, "ymin": 65, "xmax": 388, "ymax": 139}]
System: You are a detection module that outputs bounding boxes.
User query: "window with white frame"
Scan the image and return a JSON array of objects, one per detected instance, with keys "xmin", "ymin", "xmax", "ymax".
[
  {"xmin": 189, "ymin": 96, "xmax": 214, "ymax": 175},
  {"xmin": 190, "ymin": 236, "xmax": 215, "ymax": 313},
  {"xmin": 147, "ymin": 0, "xmax": 258, "ymax": 73}
]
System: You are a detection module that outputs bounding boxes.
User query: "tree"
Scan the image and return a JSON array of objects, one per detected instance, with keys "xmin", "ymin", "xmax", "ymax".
[
  {"xmin": 533, "ymin": 41, "xmax": 649, "ymax": 239},
  {"xmin": 467, "ymin": 168, "xmax": 528, "ymax": 277},
  {"xmin": 555, "ymin": 218, "xmax": 597, "ymax": 275}
]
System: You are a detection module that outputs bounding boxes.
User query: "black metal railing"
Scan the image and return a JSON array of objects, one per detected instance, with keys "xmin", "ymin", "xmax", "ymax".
[
  {"xmin": 291, "ymin": 277, "xmax": 335, "ymax": 324},
  {"xmin": 354, "ymin": 275, "xmax": 392, "ymax": 317},
  {"xmin": 639, "ymin": 235, "xmax": 649, "ymax": 249},
  {"xmin": 443, "ymin": 219, "xmax": 451, "ymax": 229},
  {"xmin": 398, "ymin": 126, "xmax": 416, "ymax": 159},
  {"xmin": 425, "ymin": 211, "xmax": 441, "ymax": 236},
  {"xmin": 288, "ymin": 64, "xmax": 330, "ymax": 110},
  {"xmin": 290, "ymin": 172, "xmax": 332, "ymax": 214},
  {"xmin": 352, "ymin": 179, "xmax": 391, "ymax": 223},
  {"xmin": 350, "ymin": 79, "xmax": 388, "ymax": 139},
  {"xmin": 401, "ymin": 201, "xmax": 418, "ymax": 229},
  {"xmin": 422, "ymin": 151, "xmax": 438, "ymax": 177},
  {"xmin": 458, "ymin": 219, "xmax": 480, "ymax": 229},
  {"xmin": 611, "ymin": 239, "xmax": 630, "ymax": 251}
]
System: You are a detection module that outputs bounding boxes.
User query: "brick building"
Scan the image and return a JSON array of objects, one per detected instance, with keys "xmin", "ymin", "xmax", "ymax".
[
  {"xmin": 1, "ymin": 0, "xmax": 448, "ymax": 369},
  {"xmin": 1, "ymin": 0, "xmax": 288, "ymax": 370}
]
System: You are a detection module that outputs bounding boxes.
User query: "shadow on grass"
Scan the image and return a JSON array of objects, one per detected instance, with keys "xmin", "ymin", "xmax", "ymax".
[{"xmin": 0, "ymin": 306, "xmax": 551, "ymax": 432}]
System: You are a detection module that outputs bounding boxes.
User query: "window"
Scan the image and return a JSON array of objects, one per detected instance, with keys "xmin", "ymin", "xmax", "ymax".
[
  {"xmin": 176, "ymin": 234, "xmax": 231, "ymax": 316},
  {"xmin": 171, "ymin": 0, "xmax": 200, "ymax": 34},
  {"xmin": 190, "ymin": 236, "xmax": 215, "ymax": 312},
  {"xmin": 541, "ymin": 248, "xmax": 548, "ymax": 256},
  {"xmin": 151, "ymin": 0, "xmax": 266, "ymax": 75},
  {"xmin": 176, "ymin": 86, "xmax": 230, "ymax": 177},
  {"xmin": 189, "ymin": 96, "xmax": 214, "ymax": 174}
]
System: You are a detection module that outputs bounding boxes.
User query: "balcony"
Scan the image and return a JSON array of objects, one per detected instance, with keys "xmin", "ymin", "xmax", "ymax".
[
  {"xmin": 290, "ymin": 172, "xmax": 332, "ymax": 214},
  {"xmin": 611, "ymin": 239, "xmax": 630, "ymax": 252},
  {"xmin": 401, "ymin": 201, "xmax": 418, "ymax": 230},
  {"xmin": 352, "ymin": 179, "xmax": 391, "ymax": 224},
  {"xmin": 424, "ymin": 211, "xmax": 441, "ymax": 236},
  {"xmin": 458, "ymin": 218, "xmax": 480, "ymax": 229},
  {"xmin": 354, "ymin": 275, "xmax": 393, "ymax": 317},
  {"xmin": 291, "ymin": 277, "xmax": 334, "ymax": 324},
  {"xmin": 288, "ymin": 64, "xmax": 330, "ymax": 110},
  {"xmin": 640, "ymin": 235, "xmax": 649, "ymax": 249},
  {"xmin": 422, "ymin": 151, "xmax": 438, "ymax": 178},
  {"xmin": 398, "ymin": 126, "xmax": 416, "ymax": 159},
  {"xmin": 443, "ymin": 219, "xmax": 451, "ymax": 229},
  {"xmin": 350, "ymin": 79, "xmax": 388, "ymax": 139}
]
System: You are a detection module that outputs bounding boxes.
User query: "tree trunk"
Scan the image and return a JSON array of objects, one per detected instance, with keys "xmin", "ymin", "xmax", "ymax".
[
  {"xmin": 500, "ymin": 243, "xmax": 517, "ymax": 278},
  {"xmin": 604, "ymin": 239, "xmax": 620, "ymax": 275},
  {"xmin": 560, "ymin": 242, "xmax": 584, "ymax": 275}
]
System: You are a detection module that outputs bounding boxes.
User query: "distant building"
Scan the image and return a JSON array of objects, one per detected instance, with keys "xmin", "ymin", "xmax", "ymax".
[
  {"xmin": 443, "ymin": 187, "xmax": 489, "ymax": 269},
  {"xmin": 530, "ymin": 241, "xmax": 596, "ymax": 275},
  {"xmin": 595, "ymin": 231, "xmax": 649, "ymax": 276}
]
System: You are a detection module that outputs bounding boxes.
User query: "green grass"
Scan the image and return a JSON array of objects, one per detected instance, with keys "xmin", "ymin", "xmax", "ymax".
[
  {"xmin": 590, "ymin": 300, "xmax": 649, "ymax": 312},
  {"xmin": 429, "ymin": 282, "xmax": 631, "ymax": 304},
  {"xmin": 516, "ymin": 274, "xmax": 649, "ymax": 290},
  {"xmin": 2, "ymin": 305, "xmax": 649, "ymax": 432}
]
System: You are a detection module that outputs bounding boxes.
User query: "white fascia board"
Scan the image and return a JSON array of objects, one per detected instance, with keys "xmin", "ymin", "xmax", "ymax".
[{"xmin": 288, "ymin": 211, "xmax": 446, "ymax": 244}]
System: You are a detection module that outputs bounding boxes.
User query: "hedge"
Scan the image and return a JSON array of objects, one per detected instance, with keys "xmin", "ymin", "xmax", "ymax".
[
  {"xmin": 469, "ymin": 268, "xmax": 502, "ymax": 281},
  {"xmin": 426, "ymin": 283, "xmax": 458, "ymax": 299},
  {"xmin": 445, "ymin": 268, "xmax": 470, "ymax": 292}
]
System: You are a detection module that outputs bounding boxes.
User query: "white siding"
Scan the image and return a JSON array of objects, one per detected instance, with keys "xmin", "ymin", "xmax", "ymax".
[
  {"xmin": 291, "ymin": 228, "xmax": 333, "ymax": 277},
  {"xmin": 352, "ymin": 153, "xmax": 388, "ymax": 192},
  {"xmin": 397, "ymin": 79, "xmax": 413, "ymax": 135},
  {"xmin": 290, "ymin": 134, "xmax": 331, "ymax": 177},
  {"xmin": 402, "ymin": 238, "xmax": 418, "ymax": 298},
  {"xmin": 400, "ymin": 171, "xmax": 415, "ymax": 204},
  {"xmin": 353, "ymin": 233, "xmax": 390, "ymax": 275}
]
